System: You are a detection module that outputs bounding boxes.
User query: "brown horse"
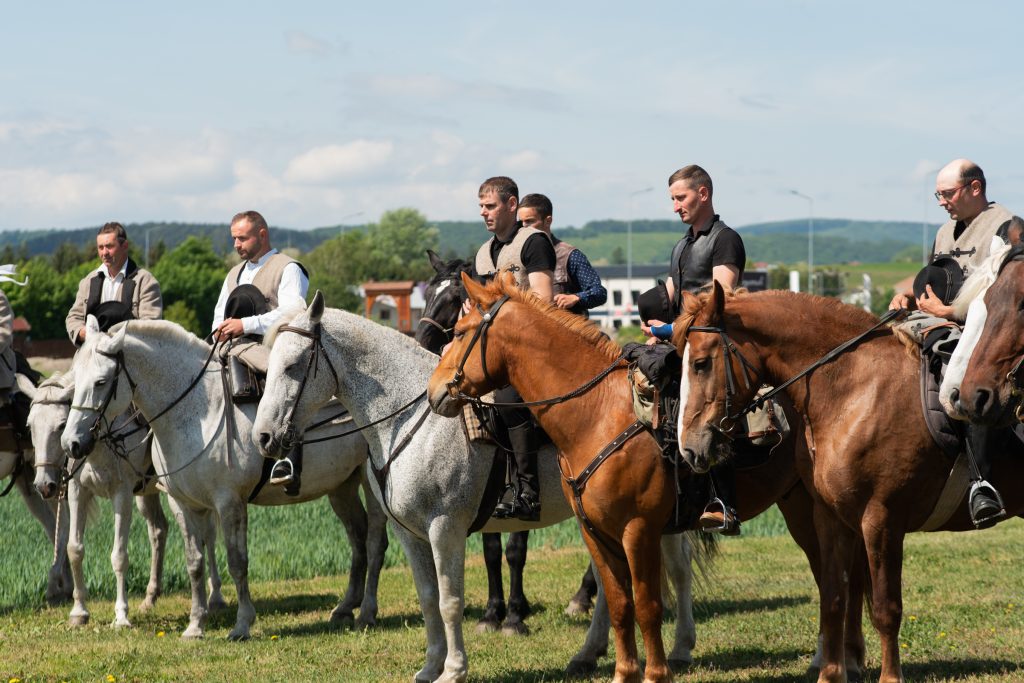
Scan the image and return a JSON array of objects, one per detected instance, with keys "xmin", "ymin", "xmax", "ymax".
[
  {"xmin": 427, "ymin": 272, "xmax": 865, "ymax": 682},
  {"xmin": 674, "ymin": 282, "xmax": 1024, "ymax": 683},
  {"xmin": 957, "ymin": 246, "xmax": 1024, "ymax": 426}
]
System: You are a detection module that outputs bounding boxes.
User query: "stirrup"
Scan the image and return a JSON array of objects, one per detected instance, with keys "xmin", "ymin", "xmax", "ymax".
[
  {"xmin": 969, "ymin": 480, "xmax": 1006, "ymax": 529},
  {"xmin": 269, "ymin": 458, "xmax": 295, "ymax": 486},
  {"xmin": 492, "ymin": 484, "xmax": 518, "ymax": 519},
  {"xmin": 698, "ymin": 497, "xmax": 740, "ymax": 536}
]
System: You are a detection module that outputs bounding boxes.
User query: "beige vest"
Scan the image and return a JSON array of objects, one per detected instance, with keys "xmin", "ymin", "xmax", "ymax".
[
  {"xmin": 474, "ymin": 227, "xmax": 545, "ymax": 290},
  {"xmin": 552, "ymin": 240, "xmax": 578, "ymax": 295},
  {"xmin": 225, "ymin": 253, "xmax": 305, "ymax": 314},
  {"xmin": 933, "ymin": 202, "xmax": 1012, "ymax": 277}
]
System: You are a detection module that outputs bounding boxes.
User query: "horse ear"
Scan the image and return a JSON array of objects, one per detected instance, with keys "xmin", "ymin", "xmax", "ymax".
[
  {"xmin": 1008, "ymin": 216, "xmax": 1024, "ymax": 247},
  {"xmin": 309, "ymin": 290, "xmax": 325, "ymax": 323},
  {"xmin": 710, "ymin": 280, "xmax": 726, "ymax": 322},
  {"xmin": 111, "ymin": 320, "xmax": 128, "ymax": 350},
  {"xmin": 427, "ymin": 249, "xmax": 445, "ymax": 273},
  {"xmin": 461, "ymin": 271, "xmax": 491, "ymax": 305},
  {"xmin": 85, "ymin": 314, "xmax": 101, "ymax": 336},
  {"xmin": 498, "ymin": 271, "xmax": 517, "ymax": 293}
]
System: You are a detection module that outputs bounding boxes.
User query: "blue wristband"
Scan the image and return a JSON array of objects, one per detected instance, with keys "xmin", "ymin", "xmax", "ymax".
[{"xmin": 650, "ymin": 323, "xmax": 674, "ymax": 340}]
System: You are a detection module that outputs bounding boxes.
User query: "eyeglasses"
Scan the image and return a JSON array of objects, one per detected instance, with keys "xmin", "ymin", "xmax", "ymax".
[{"xmin": 934, "ymin": 183, "xmax": 969, "ymax": 201}]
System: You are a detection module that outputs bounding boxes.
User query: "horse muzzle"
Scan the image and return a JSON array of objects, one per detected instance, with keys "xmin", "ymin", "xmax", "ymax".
[{"xmin": 428, "ymin": 386, "xmax": 462, "ymax": 418}]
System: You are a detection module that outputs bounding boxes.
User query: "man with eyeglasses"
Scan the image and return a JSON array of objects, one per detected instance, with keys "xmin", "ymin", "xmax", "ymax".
[{"xmin": 890, "ymin": 158, "xmax": 1013, "ymax": 530}]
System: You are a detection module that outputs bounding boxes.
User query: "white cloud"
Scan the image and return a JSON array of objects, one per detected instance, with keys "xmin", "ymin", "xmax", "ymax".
[
  {"xmin": 285, "ymin": 30, "xmax": 344, "ymax": 57},
  {"xmin": 284, "ymin": 140, "xmax": 395, "ymax": 185},
  {"xmin": 500, "ymin": 150, "xmax": 543, "ymax": 173}
]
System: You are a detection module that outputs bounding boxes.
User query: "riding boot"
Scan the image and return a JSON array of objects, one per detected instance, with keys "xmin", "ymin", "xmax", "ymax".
[
  {"xmin": 508, "ymin": 422, "xmax": 541, "ymax": 522},
  {"xmin": 270, "ymin": 442, "xmax": 304, "ymax": 497},
  {"xmin": 966, "ymin": 425, "xmax": 1005, "ymax": 529},
  {"xmin": 699, "ymin": 462, "xmax": 740, "ymax": 536}
]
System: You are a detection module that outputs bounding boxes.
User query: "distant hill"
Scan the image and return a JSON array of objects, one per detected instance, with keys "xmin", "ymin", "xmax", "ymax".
[{"xmin": 0, "ymin": 217, "xmax": 939, "ymax": 267}]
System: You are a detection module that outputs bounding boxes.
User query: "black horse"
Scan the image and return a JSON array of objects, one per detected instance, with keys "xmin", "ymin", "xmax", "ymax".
[{"xmin": 416, "ymin": 250, "xmax": 597, "ymax": 634}]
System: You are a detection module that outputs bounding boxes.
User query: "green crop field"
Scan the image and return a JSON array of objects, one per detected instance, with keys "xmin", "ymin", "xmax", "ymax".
[{"xmin": 2, "ymin": 493, "xmax": 1023, "ymax": 681}]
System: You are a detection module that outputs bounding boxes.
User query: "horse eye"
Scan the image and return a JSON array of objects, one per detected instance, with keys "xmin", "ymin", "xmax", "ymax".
[
  {"xmin": 453, "ymin": 331, "xmax": 465, "ymax": 340},
  {"xmin": 58, "ymin": 422, "xmax": 67, "ymax": 431},
  {"xmin": 95, "ymin": 378, "xmax": 107, "ymax": 387},
  {"xmin": 692, "ymin": 358, "xmax": 711, "ymax": 373}
]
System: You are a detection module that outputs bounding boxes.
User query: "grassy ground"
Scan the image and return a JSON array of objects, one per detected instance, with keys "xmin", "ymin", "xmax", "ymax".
[{"xmin": 1, "ymin": 492, "xmax": 1023, "ymax": 682}]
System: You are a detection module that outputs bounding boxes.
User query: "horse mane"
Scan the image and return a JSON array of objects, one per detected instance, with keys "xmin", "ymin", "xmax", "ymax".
[
  {"xmin": 950, "ymin": 240, "xmax": 1013, "ymax": 320},
  {"xmin": 264, "ymin": 305, "xmax": 307, "ymax": 347},
  {"xmin": 109, "ymin": 319, "xmax": 212, "ymax": 355},
  {"xmin": 491, "ymin": 276, "xmax": 621, "ymax": 360}
]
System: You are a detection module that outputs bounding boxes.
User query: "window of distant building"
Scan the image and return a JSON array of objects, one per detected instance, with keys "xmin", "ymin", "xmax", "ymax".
[{"xmin": 613, "ymin": 290, "xmax": 622, "ymax": 306}]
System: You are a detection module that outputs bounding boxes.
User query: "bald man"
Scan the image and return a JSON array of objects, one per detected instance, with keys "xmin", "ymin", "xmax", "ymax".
[
  {"xmin": 889, "ymin": 159, "xmax": 1012, "ymax": 318},
  {"xmin": 891, "ymin": 159, "xmax": 1013, "ymax": 530}
]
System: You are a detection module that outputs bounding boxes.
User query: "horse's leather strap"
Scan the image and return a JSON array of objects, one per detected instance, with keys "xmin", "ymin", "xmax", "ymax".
[{"xmin": 562, "ymin": 419, "xmax": 650, "ymax": 560}]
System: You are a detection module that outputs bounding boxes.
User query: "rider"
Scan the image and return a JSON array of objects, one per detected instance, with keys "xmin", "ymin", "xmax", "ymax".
[
  {"xmin": 517, "ymin": 193, "xmax": 607, "ymax": 317},
  {"xmin": 0, "ymin": 266, "xmax": 31, "ymax": 448},
  {"xmin": 889, "ymin": 159, "xmax": 1014, "ymax": 529},
  {"xmin": 66, "ymin": 222, "xmax": 164, "ymax": 344},
  {"xmin": 211, "ymin": 210, "xmax": 309, "ymax": 494},
  {"xmin": 641, "ymin": 165, "xmax": 747, "ymax": 536},
  {"xmin": 471, "ymin": 176, "xmax": 556, "ymax": 522}
]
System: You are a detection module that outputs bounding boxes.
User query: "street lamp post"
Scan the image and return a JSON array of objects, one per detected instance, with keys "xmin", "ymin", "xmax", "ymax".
[
  {"xmin": 789, "ymin": 190, "xmax": 814, "ymax": 293},
  {"xmin": 627, "ymin": 187, "xmax": 653, "ymax": 310}
]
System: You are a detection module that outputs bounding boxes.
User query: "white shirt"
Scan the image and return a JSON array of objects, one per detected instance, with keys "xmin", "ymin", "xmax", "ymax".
[
  {"xmin": 211, "ymin": 249, "xmax": 309, "ymax": 336},
  {"xmin": 97, "ymin": 260, "xmax": 130, "ymax": 303}
]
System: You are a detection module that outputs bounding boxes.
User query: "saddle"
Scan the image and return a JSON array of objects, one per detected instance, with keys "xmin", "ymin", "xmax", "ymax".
[{"xmin": 227, "ymin": 355, "xmax": 265, "ymax": 403}]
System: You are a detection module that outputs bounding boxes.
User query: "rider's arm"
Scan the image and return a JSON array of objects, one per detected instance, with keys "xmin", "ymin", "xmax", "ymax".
[
  {"xmin": 566, "ymin": 250, "xmax": 607, "ymax": 309},
  {"xmin": 244, "ymin": 263, "xmax": 310, "ymax": 336},
  {"xmin": 522, "ymin": 233, "xmax": 556, "ymax": 304}
]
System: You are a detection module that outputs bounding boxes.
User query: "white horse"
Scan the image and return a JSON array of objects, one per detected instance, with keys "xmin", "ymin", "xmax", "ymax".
[
  {"xmin": 61, "ymin": 315, "xmax": 388, "ymax": 640},
  {"xmin": 1, "ymin": 374, "xmax": 72, "ymax": 605},
  {"xmin": 30, "ymin": 371, "xmax": 225, "ymax": 627},
  {"xmin": 939, "ymin": 238, "xmax": 1015, "ymax": 417},
  {"xmin": 252, "ymin": 292, "xmax": 704, "ymax": 683}
]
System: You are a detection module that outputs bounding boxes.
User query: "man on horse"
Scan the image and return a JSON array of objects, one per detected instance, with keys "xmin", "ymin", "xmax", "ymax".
[
  {"xmin": 66, "ymin": 222, "xmax": 163, "ymax": 344},
  {"xmin": 890, "ymin": 159, "xmax": 1014, "ymax": 528},
  {"xmin": 211, "ymin": 210, "xmax": 309, "ymax": 493},
  {"xmin": 517, "ymin": 193, "xmax": 607, "ymax": 318},
  {"xmin": 471, "ymin": 176, "xmax": 556, "ymax": 521},
  {"xmin": 641, "ymin": 165, "xmax": 747, "ymax": 535}
]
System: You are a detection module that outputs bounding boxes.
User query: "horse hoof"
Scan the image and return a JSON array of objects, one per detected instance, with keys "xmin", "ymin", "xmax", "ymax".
[
  {"xmin": 208, "ymin": 596, "xmax": 227, "ymax": 611},
  {"xmin": 564, "ymin": 659, "xmax": 597, "ymax": 679},
  {"xmin": 500, "ymin": 621, "xmax": 529, "ymax": 636},
  {"xmin": 355, "ymin": 615, "xmax": 377, "ymax": 629},
  {"xmin": 227, "ymin": 630, "xmax": 251, "ymax": 641},
  {"xmin": 330, "ymin": 610, "xmax": 355, "ymax": 629},
  {"xmin": 668, "ymin": 658, "xmax": 691, "ymax": 673},
  {"xmin": 181, "ymin": 627, "xmax": 204, "ymax": 640},
  {"xmin": 68, "ymin": 614, "xmax": 90, "ymax": 627},
  {"xmin": 138, "ymin": 598, "xmax": 157, "ymax": 613},
  {"xmin": 564, "ymin": 599, "xmax": 591, "ymax": 618},
  {"xmin": 475, "ymin": 619, "xmax": 500, "ymax": 634}
]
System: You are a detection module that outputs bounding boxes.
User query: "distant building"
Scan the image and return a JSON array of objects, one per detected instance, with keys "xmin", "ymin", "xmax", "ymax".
[{"xmin": 361, "ymin": 281, "xmax": 426, "ymax": 332}]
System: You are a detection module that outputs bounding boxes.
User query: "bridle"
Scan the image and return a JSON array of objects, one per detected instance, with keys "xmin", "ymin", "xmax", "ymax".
[
  {"xmin": 274, "ymin": 322, "xmax": 340, "ymax": 452},
  {"xmin": 994, "ymin": 249, "xmax": 1024, "ymax": 421}
]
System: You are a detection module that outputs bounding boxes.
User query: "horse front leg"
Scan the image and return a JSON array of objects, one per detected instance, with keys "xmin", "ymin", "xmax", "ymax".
[
  {"xmin": 662, "ymin": 533, "xmax": 695, "ymax": 672},
  {"xmin": 861, "ymin": 506, "xmax": 907, "ymax": 683},
  {"xmin": 166, "ymin": 495, "xmax": 209, "ymax": 639},
  {"xmin": 565, "ymin": 562, "xmax": 598, "ymax": 617},
  {"xmin": 66, "ymin": 481, "xmax": 92, "ymax": 626},
  {"xmin": 109, "ymin": 487, "xmax": 135, "ymax": 628},
  {"xmin": 813, "ymin": 502, "xmax": 858, "ymax": 683},
  {"xmin": 326, "ymin": 474, "xmax": 368, "ymax": 628},
  {"xmin": 203, "ymin": 512, "xmax": 226, "ymax": 610},
  {"xmin": 359, "ymin": 475, "xmax": 388, "ymax": 628},
  {"xmin": 583, "ymin": 533, "xmax": 642, "ymax": 683},
  {"xmin": 18, "ymin": 475, "xmax": 71, "ymax": 604},
  {"xmin": 393, "ymin": 529, "xmax": 446, "ymax": 683},
  {"xmin": 477, "ymin": 532, "xmax": 506, "ymax": 633},
  {"xmin": 624, "ymin": 521, "xmax": 671, "ymax": 683},
  {"xmin": 218, "ymin": 500, "xmax": 254, "ymax": 641},
  {"xmin": 566, "ymin": 560, "xmax": 610, "ymax": 677},
  {"xmin": 429, "ymin": 519, "xmax": 470, "ymax": 683},
  {"xmin": 135, "ymin": 492, "xmax": 168, "ymax": 611},
  {"xmin": 503, "ymin": 530, "xmax": 531, "ymax": 635}
]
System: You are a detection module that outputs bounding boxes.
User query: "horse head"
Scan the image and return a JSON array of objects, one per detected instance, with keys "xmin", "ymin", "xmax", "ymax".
[
  {"xmin": 957, "ymin": 250, "xmax": 1024, "ymax": 425},
  {"xmin": 673, "ymin": 282, "xmax": 763, "ymax": 473},
  {"xmin": 254, "ymin": 290, "xmax": 335, "ymax": 459},
  {"xmin": 61, "ymin": 315, "xmax": 132, "ymax": 459},
  {"xmin": 427, "ymin": 271, "xmax": 515, "ymax": 418},
  {"xmin": 30, "ymin": 372, "xmax": 75, "ymax": 499},
  {"xmin": 415, "ymin": 250, "xmax": 472, "ymax": 355}
]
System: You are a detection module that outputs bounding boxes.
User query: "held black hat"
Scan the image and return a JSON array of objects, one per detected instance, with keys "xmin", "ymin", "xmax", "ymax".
[
  {"xmin": 912, "ymin": 257, "xmax": 965, "ymax": 305},
  {"xmin": 91, "ymin": 301, "xmax": 134, "ymax": 332},
  {"xmin": 637, "ymin": 281, "xmax": 672, "ymax": 324},
  {"xmin": 224, "ymin": 284, "xmax": 269, "ymax": 320}
]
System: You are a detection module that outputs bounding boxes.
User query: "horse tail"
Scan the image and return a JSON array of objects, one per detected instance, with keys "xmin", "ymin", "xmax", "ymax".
[{"xmin": 685, "ymin": 529, "xmax": 719, "ymax": 590}]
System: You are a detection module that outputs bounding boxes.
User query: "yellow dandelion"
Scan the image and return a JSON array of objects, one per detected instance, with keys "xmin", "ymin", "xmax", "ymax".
[
  {"xmin": 157, "ymin": 631, "xmax": 165, "ymax": 637},
  {"xmin": 1009, "ymin": 603, "xmax": 1015, "ymax": 609},
  {"xmin": 901, "ymin": 642, "xmax": 908, "ymax": 649},
  {"xmin": 908, "ymin": 615, "xmax": 917, "ymax": 621},
  {"xmin": 938, "ymin": 632, "xmax": 946, "ymax": 638},
  {"xmin": 270, "ymin": 634, "xmax": 280, "ymax": 641},
  {"xmin": 107, "ymin": 676, "xmax": 116, "ymax": 683},
  {"xmin": 10, "ymin": 677, "xmax": 22, "ymax": 683}
]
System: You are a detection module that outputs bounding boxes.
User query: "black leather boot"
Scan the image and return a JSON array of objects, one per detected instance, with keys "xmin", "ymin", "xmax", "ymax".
[
  {"xmin": 966, "ymin": 426, "xmax": 1005, "ymax": 529},
  {"xmin": 507, "ymin": 423, "xmax": 541, "ymax": 522}
]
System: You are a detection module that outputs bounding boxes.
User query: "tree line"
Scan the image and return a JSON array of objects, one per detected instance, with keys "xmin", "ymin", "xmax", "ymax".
[{"xmin": 2, "ymin": 208, "xmax": 439, "ymax": 341}]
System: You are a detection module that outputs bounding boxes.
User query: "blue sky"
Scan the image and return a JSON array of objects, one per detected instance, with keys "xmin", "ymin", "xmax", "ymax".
[{"xmin": 2, "ymin": 2, "xmax": 1022, "ymax": 232}]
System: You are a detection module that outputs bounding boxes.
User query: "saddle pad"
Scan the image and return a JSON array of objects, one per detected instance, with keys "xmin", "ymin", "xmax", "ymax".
[{"xmin": 919, "ymin": 357, "xmax": 962, "ymax": 459}]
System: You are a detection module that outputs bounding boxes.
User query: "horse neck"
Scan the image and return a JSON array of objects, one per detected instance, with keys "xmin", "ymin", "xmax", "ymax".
[
  {"xmin": 121, "ymin": 330, "xmax": 216, "ymax": 422},
  {"xmin": 493, "ymin": 303, "xmax": 633, "ymax": 455}
]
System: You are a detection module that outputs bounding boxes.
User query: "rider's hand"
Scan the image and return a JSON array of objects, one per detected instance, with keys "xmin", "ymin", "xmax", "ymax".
[
  {"xmin": 888, "ymin": 292, "xmax": 914, "ymax": 312},
  {"xmin": 915, "ymin": 285, "xmax": 954, "ymax": 318},
  {"xmin": 214, "ymin": 318, "xmax": 245, "ymax": 341},
  {"xmin": 641, "ymin": 318, "xmax": 666, "ymax": 337},
  {"xmin": 553, "ymin": 293, "xmax": 580, "ymax": 310}
]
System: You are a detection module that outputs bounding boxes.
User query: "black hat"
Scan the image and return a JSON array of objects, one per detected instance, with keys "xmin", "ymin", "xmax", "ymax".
[
  {"xmin": 637, "ymin": 282, "xmax": 672, "ymax": 324},
  {"xmin": 91, "ymin": 301, "xmax": 134, "ymax": 332},
  {"xmin": 913, "ymin": 257, "xmax": 965, "ymax": 305},
  {"xmin": 225, "ymin": 284, "xmax": 269, "ymax": 320}
]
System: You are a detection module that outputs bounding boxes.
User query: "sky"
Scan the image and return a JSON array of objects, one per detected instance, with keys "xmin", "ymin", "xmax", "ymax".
[{"xmin": 2, "ymin": 1, "xmax": 1023, "ymax": 233}]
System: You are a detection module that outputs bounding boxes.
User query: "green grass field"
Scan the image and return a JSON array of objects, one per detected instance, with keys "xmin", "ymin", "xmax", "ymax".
[{"xmin": 1, "ymin": 494, "xmax": 1022, "ymax": 682}]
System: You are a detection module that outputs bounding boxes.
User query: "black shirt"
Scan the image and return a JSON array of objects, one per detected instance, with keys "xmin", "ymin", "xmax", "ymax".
[{"xmin": 482, "ymin": 228, "xmax": 557, "ymax": 276}]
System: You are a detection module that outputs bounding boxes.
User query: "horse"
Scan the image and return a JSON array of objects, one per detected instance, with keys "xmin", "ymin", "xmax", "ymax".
[
  {"xmin": 60, "ymin": 315, "xmax": 387, "ymax": 640},
  {"xmin": 30, "ymin": 371, "xmax": 225, "ymax": 627},
  {"xmin": 951, "ymin": 243, "xmax": 1024, "ymax": 426},
  {"xmin": 425, "ymin": 273, "xmax": 869, "ymax": 682},
  {"xmin": 1, "ymin": 373, "xmax": 73, "ymax": 605},
  {"xmin": 673, "ymin": 281, "xmax": 1024, "ymax": 683},
  {"xmin": 252, "ymin": 292, "xmax": 704, "ymax": 683},
  {"xmin": 417, "ymin": 249, "xmax": 597, "ymax": 632}
]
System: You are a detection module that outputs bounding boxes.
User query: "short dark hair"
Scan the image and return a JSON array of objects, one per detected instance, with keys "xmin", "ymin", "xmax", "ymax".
[
  {"xmin": 961, "ymin": 163, "xmax": 987, "ymax": 194},
  {"xmin": 668, "ymin": 165, "xmax": 714, "ymax": 198},
  {"xmin": 231, "ymin": 210, "xmax": 269, "ymax": 234},
  {"xmin": 97, "ymin": 222, "xmax": 128, "ymax": 244},
  {"xmin": 478, "ymin": 176, "xmax": 519, "ymax": 203},
  {"xmin": 519, "ymin": 193, "xmax": 553, "ymax": 219}
]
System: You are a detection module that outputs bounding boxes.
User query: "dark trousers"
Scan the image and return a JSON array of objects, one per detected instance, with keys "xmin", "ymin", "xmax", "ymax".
[{"xmin": 494, "ymin": 385, "xmax": 540, "ymax": 500}]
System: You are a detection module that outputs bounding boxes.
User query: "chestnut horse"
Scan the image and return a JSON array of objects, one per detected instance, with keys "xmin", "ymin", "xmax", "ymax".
[
  {"xmin": 956, "ymin": 245, "xmax": 1024, "ymax": 426},
  {"xmin": 674, "ymin": 282, "xmax": 1024, "ymax": 683},
  {"xmin": 427, "ymin": 273, "xmax": 860, "ymax": 682}
]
